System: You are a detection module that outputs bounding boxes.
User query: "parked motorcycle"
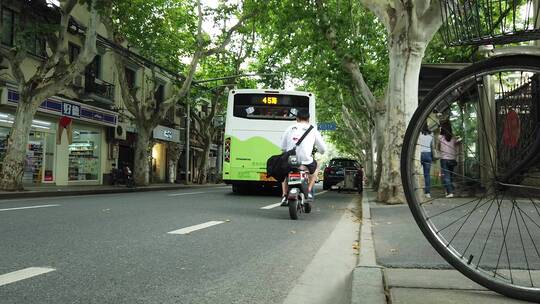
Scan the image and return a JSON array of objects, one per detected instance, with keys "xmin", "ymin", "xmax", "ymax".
[
  {"xmin": 123, "ymin": 164, "xmax": 134, "ymax": 188},
  {"xmin": 111, "ymin": 163, "xmax": 134, "ymax": 188}
]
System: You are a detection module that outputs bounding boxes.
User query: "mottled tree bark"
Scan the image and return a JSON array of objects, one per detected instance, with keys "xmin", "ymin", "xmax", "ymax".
[
  {"xmin": 133, "ymin": 125, "xmax": 151, "ymax": 185},
  {"xmin": 167, "ymin": 142, "xmax": 183, "ymax": 183},
  {"xmin": 196, "ymin": 138, "xmax": 211, "ymax": 184},
  {"xmin": 367, "ymin": 1, "xmax": 440, "ymax": 203},
  {"xmin": 376, "ymin": 39, "xmax": 426, "ymax": 202},
  {"xmin": 0, "ymin": 96, "xmax": 39, "ymax": 190}
]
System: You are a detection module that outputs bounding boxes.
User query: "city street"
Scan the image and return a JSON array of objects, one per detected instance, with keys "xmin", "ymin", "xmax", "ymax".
[{"xmin": 0, "ymin": 186, "xmax": 360, "ymax": 304}]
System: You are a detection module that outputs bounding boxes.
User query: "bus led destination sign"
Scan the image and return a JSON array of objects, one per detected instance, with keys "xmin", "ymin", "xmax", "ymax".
[{"xmin": 261, "ymin": 96, "xmax": 278, "ymax": 105}]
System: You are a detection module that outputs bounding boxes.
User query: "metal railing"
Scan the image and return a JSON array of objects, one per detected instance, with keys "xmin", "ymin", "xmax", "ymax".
[
  {"xmin": 85, "ymin": 76, "xmax": 115, "ymax": 102},
  {"xmin": 440, "ymin": 0, "xmax": 540, "ymax": 46}
]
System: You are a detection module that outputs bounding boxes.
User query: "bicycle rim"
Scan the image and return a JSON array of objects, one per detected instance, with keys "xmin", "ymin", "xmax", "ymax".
[{"xmin": 402, "ymin": 55, "xmax": 540, "ymax": 302}]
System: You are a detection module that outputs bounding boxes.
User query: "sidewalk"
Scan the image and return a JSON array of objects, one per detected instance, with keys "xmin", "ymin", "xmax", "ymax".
[
  {"xmin": 0, "ymin": 183, "xmax": 226, "ymax": 200},
  {"xmin": 351, "ymin": 189, "xmax": 534, "ymax": 304}
]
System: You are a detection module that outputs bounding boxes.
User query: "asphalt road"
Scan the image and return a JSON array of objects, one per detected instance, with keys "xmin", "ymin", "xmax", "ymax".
[{"xmin": 0, "ymin": 185, "xmax": 358, "ymax": 304}]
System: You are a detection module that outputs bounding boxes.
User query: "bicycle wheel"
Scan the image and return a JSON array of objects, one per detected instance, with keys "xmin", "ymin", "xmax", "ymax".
[{"xmin": 402, "ymin": 55, "xmax": 540, "ymax": 302}]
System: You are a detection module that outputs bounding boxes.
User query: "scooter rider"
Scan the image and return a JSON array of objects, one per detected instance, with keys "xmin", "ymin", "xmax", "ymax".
[{"xmin": 280, "ymin": 109, "xmax": 327, "ymax": 205}]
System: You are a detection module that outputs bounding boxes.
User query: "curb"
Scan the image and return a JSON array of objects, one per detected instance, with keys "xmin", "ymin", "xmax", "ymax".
[
  {"xmin": 351, "ymin": 189, "xmax": 387, "ymax": 304},
  {"xmin": 0, "ymin": 184, "xmax": 227, "ymax": 200}
]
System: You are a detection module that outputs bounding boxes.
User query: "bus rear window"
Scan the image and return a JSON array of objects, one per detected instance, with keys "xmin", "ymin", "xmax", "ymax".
[{"xmin": 233, "ymin": 93, "xmax": 309, "ymax": 120}]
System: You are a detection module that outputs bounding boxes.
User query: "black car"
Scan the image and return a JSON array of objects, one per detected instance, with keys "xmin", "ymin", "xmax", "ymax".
[{"xmin": 323, "ymin": 158, "xmax": 363, "ymax": 191}]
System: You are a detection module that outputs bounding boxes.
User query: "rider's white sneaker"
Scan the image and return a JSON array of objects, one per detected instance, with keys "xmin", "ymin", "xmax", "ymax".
[
  {"xmin": 280, "ymin": 196, "xmax": 288, "ymax": 206},
  {"xmin": 307, "ymin": 192, "xmax": 314, "ymax": 201}
]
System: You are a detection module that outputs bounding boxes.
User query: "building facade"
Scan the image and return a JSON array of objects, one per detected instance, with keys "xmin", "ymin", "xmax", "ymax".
[{"xmin": 0, "ymin": 1, "xmax": 187, "ymax": 186}]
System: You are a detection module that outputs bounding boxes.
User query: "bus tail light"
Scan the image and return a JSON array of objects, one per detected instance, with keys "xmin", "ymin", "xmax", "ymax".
[{"xmin": 224, "ymin": 137, "xmax": 231, "ymax": 162}]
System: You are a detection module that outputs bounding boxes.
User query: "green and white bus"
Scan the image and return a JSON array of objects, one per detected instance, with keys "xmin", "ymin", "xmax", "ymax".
[{"xmin": 222, "ymin": 89, "xmax": 316, "ymax": 193}]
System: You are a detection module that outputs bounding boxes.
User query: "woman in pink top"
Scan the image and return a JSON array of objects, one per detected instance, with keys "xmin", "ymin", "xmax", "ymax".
[{"xmin": 439, "ymin": 120, "xmax": 459, "ymax": 198}]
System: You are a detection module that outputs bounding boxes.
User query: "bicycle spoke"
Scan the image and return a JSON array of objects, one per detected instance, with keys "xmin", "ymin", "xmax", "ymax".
[
  {"xmin": 516, "ymin": 205, "xmax": 540, "ymax": 287},
  {"xmin": 513, "ymin": 199, "xmax": 534, "ymax": 287},
  {"xmin": 462, "ymin": 197, "xmax": 497, "ymax": 258},
  {"xmin": 437, "ymin": 196, "xmax": 491, "ymax": 235},
  {"xmin": 494, "ymin": 198, "xmax": 515, "ymax": 283},
  {"xmin": 476, "ymin": 189, "xmax": 505, "ymax": 270},
  {"xmin": 426, "ymin": 193, "xmax": 492, "ymax": 221}
]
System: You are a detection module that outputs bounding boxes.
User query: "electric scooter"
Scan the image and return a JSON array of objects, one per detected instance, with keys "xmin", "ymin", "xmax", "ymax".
[{"xmin": 286, "ymin": 155, "xmax": 311, "ymax": 220}]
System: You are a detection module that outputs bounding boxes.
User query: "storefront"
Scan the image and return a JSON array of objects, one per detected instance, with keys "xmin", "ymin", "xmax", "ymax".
[
  {"xmin": 152, "ymin": 125, "xmax": 181, "ymax": 183},
  {"xmin": 0, "ymin": 115, "xmax": 56, "ymax": 184},
  {"xmin": 0, "ymin": 86, "xmax": 117, "ymax": 186}
]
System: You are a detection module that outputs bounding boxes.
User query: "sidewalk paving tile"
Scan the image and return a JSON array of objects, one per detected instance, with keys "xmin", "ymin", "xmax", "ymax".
[
  {"xmin": 385, "ymin": 268, "xmax": 484, "ymax": 290},
  {"xmin": 390, "ymin": 287, "xmax": 533, "ymax": 304}
]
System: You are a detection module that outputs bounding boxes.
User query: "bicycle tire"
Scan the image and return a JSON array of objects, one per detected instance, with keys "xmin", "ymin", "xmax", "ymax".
[{"xmin": 402, "ymin": 55, "xmax": 540, "ymax": 302}]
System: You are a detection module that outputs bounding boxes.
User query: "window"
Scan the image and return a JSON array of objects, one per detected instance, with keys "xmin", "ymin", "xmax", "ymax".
[
  {"xmin": 125, "ymin": 67, "xmax": 136, "ymax": 89},
  {"xmin": 1, "ymin": 7, "xmax": 16, "ymax": 46},
  {"xmin": 27, "ymin": 36, "xmax": 46, "ymax": 57},
  {"xmin": 329, "ymin": 159, "xmax": 359, "ymax": 168},
  {"xmin": 155, "ymin": 83, "xmax": 165, "ymax": 105},
  {"xmin": 93, "ymin": 55, "xmax": 102, "ymax": 79},
  {"xmin": 68, "ymin": 129, "xmax": 101, "ymax": 181},
  {"xmin": 1, "ymin": 7, "xmax": 45, "ymax": 56},
  {"xmin": 0, "ymin": 127, "xmax": 9, "ymax": 173},
  {"xmin": 68, "ymin": 43, "xmax": 80, "ymax": 63},
  {"xmin": 233, "ymin": 93, "xmax": 309, "ymax": 121}
]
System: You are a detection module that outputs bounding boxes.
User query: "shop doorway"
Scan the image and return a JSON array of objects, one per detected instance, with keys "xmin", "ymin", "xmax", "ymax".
[
  {"xmin": 118, "ymin": 145, "xmax": 134, "ymax": 168},
  {"xmin": 151, "ymin": 143, "xmax": 166, "ymax": 182},
  {"xmin": 23, "ymin": 131, "xmax": 56, "ymax": 184}
]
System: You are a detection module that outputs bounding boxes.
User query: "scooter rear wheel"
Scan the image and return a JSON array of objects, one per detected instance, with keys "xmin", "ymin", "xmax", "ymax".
[{"xmin": 289, "ymin": 198, "xmax": 299, "ymax": 220}]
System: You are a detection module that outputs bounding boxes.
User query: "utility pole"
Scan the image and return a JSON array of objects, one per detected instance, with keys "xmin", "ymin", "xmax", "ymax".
[{"xmin": 184, "ymin": 98, "xmax": 191, "ymax": 184}]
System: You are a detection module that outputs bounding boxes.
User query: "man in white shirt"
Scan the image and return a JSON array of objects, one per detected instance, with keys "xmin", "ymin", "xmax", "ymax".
[{"xmin": 280, "ymin": 109, "xmax": 327, "ymax": 204}]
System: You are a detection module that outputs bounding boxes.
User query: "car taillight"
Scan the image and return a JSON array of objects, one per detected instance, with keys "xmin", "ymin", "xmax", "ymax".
[
  {"xmin": 324, "ymin": 167, "xmax": 332, "ymax": 174},
  {"xmin": 224, "ymin": 137, "xmax": 231, "ymax": 162}
]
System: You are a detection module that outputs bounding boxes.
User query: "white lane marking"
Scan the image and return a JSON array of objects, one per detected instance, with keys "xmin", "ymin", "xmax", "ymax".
[
  {"xmin": 0, "ymin": 204, "xmax": 60, "ymax": 212},
  {"xmin": 0, "ymin": 267, "xmax": 56, "ymax": 286},
  {"xmin": 260, "ymin": 203, "xmax": 282, "ymax": 210},
  {"xmin": 167, "ymin": 191, "xmax": 207, "ymax": 197},
  {"xmin": 315, "ymin": 190, "xmax": 328, "ymax": 196},
  {"xmin": 167, "ymin": 189, "xmax": 229, "ymax": 197},
  {"xmin": 168, "ymin": 221, "xmax": 225, "ymax": 235},
  {"xmin": 260, "ymin": 190, "xmax": 329, "ymax": 210}
]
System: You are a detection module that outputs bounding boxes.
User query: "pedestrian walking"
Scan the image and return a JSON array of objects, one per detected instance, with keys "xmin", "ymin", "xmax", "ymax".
[
  {"xmin": 439, "ymin": 120, "xmax": 460, "ymax": 198},
  {"xmin": 419, "ymin": 123, "xmax": 433, "ymax": 198}
]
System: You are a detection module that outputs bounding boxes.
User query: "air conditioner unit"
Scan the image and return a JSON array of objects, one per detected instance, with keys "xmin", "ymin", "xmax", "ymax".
[{"xmin": 114, "ymin": 123, "xmax": 127, "ymax": 140}]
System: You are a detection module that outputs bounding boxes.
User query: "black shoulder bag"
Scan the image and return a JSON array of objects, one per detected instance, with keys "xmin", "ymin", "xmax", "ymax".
[{"xmin": 266, "ymin": 125, "xmax": 314, "ymax": 181}]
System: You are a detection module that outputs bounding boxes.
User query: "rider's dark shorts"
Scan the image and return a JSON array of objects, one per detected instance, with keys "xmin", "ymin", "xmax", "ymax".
[{"xmin": 304, "ymin": 160, "xmax": 318, "ymax": 175}]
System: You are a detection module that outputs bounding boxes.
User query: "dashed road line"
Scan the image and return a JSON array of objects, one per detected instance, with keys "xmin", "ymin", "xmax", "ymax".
[
  {"xmin": 0, "ymin": 204, "xmax": 60, "ymax": 212},
  {"xmin": 315, "ymin": 190, "xmax": 328, "ymax": 196},
  {"xmin": 168, "ymin": 221, "xmax": 226, "ymax": 235},
  {"xmin": 167, "ymin": 191, "xmax": 207, "ymax": 197},
  {"xmin": 260, "ymin": 203, "xmax": 282, "ymax": 210},
  {"xmin": 167, "ymin": 189, "xmax": 229, "ymax": 197},
  {"xmin": 0, "ymin": 267, "xmax": 56, "ymax": 286},
  {"xmin": 260, "ymin": 190, "xmax": 329, "ymax": 210}
]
